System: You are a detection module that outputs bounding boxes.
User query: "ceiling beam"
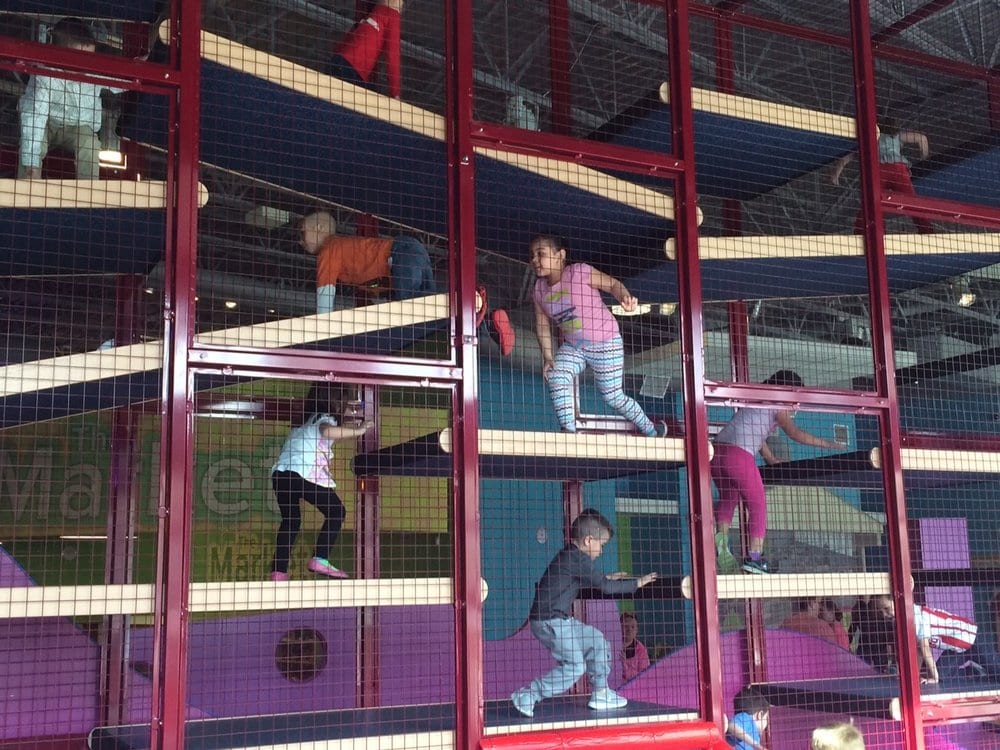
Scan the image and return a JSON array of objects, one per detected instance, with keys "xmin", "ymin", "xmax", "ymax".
[{"xmin": 871, "ymin": 0, "xmax": 959, "ymax": 46}]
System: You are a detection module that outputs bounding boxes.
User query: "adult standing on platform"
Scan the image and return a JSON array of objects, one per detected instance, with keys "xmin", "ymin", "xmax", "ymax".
[
  {"xmin": 328, "ymin": 0, "xmax": 404, "ymax": 99},
  {"xmin": 711, "ymin": 370, "xmax": 840, "ymax": 575},
  {"xmin": 18, "ymin": 18, "xmax": 122, "ymax": 179}
]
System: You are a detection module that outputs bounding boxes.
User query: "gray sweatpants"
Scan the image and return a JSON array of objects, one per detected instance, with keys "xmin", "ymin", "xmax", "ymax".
[{"xmin": 525, "ymin": 617, "xmax": 611, "ymax": 699}]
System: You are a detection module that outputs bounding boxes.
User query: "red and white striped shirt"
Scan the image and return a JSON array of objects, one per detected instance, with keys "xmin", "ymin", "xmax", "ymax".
[{"xmin": 914, "ymin": 604, "xmax": 977, "ymax": 652}]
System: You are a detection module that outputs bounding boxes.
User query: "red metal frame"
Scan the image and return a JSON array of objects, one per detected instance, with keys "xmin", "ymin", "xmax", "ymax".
[
  {"xmin": 882, "ymin": 192, "xmax": 1000, "ymax": 231},
  {"xmin": 355, "ymin": 383, "xmax": 382, "ymax": 708},
  {"xmin": 10, "ymin": 0, "xmax": 1000, "ymax": 745},
  {"xmin": 0, "ymin": 37, "xmax": 173, "ymax": 95},
  {"xmin": 849, "ymin": 0, "xmax": 924, "ymax": 746},
  {"xmin": 150, "ymin": 0, "xmax": 202, "ymax": 746},
  {"xmin": 870, "ymin": 0, "xmax": 958, "ymax": 45},
  {"xmin": 446, "ymin": 2, "xmax": 486, "ymax": 748},
  {"xmin": 99, "ymin": 274, "xmax": 144, "ymax": 729},
  {"xmin": 548, "ymin": 0, "xmax": 573, "ymax": 136},
  {"xmin": 471, "ymin": 121, "xmax": 686, "ymax": 178},
  {"xmin": 664, "ymin": 0, "xmax": 725, "ymax": 729},
  {"xmin": 688, "ymin": 1, "xmax": 998, "ymax": 84}
]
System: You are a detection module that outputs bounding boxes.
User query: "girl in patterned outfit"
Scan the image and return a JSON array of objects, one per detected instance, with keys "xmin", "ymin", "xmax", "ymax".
[
  {"xmin": 529, "ymin": 234, "xmax": 664, "ymax": 437},
  {"xmin": 711, "ymin": 370, "xmax": 839, "ymax": 574}
]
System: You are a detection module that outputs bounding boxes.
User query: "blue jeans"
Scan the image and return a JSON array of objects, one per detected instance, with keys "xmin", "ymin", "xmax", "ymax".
[
  {"xmin": 525, "ymin": 617, "xmax": 611, "ymax": 700},
  {"xmin": 389, "ymin": 236, "xmax": 437, "ymax": 300}
]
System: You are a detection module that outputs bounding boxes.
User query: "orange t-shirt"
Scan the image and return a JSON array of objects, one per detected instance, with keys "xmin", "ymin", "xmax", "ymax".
[{"xmin": 315, "ymin": 236, "xmax": 393, "ymax": 287}]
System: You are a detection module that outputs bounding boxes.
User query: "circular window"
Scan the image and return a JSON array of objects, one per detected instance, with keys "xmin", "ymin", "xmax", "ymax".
[{"xmin": 275, "ymin": 628, "xmax": 328, "ymax": 683}]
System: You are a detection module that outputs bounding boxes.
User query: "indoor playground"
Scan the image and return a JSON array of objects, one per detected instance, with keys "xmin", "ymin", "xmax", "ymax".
[{"xmin": 1, "ymin": 1, "xmax": 1000, "ymax": 748}]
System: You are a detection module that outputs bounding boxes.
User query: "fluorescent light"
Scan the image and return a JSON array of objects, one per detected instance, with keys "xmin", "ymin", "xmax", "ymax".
[
  {"xmin": 224, "ymin": 300, "xmax": 238, "ymax": 309},
  {"xmin": 98, "ymin": 150, "xmax": 126, "ymax": 169}
]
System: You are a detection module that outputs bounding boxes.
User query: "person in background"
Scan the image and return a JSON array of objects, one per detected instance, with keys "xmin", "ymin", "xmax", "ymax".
[
  {"xmin": 821, "ymin": 599, "xmax": 852, "ymax": 650},
  {"xmin": 781, "ymin": 597, "xmax": 838, "ymax": 645},
  {"xmin": 19, "ymin": 18, "xmax": 122, "ymax": 179},
  {"xmin": 831, "ymin": 116, "xmax": 934, "ymax": 234},
  {"xmin": 811, "ymin": 722, "xmax": 865, "ymax": 750},
  {"xmin": 875, "ymin": 595, "xmax": 996, "ymax": 684},
  {"xmin": 850, "ymin": 596, "xmax": 896, "ymax": 673},
  {"xmin": 726, "ymin": 685, "xmax": 770, "ymax": 750},
  {"xmin": 328, "ymin": 0, "xmax": 404, "ymax": 98},
  {"xmin": 620, "ymin": 611, "xmax": 650, "ymax": 683}
]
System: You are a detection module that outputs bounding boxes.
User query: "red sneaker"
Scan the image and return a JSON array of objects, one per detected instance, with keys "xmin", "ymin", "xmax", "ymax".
[{"xmin": 489, "ymin": 308, "xmax": 516, "ymax": 356}]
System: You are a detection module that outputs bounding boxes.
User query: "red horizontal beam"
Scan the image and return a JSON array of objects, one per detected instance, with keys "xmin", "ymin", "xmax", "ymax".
[
  {"xmin": 479, "ymin": 721, "xmax": 729, "ymax": 750},
  {"xmin": 901, "ymin": 429, "xmax": 1000, "ymax": 452},
  {"xmin": 0, "ymin": 37, "xmax": 174, "ymax": 94},
  {"xmin": 883, "ymin": 192, "xmax": 1000, "ymax": 231},
  {"xmin": 188, "ymin": 346, "xmax": 460, "ymax": 386},
  {"xmin": 472, "ymin": 121, "xmax": 684, "ymax": 179},
  {"xmin": 680, "ymin": 1, "xmax": 996, "ymax": 82},
  {"xmin": 871, "ymin": 0, "xmax": 958, "ymax": 46},
  {"xmin": 704, "ymin": 382, "xmax": 892, "ymax": 412},
  {"xmin": 921, "ymin": 694, "xmax": 1000, "ymax": 724}
]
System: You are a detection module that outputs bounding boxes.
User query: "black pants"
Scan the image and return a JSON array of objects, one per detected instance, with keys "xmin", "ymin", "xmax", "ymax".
[
  {"xmin": 270, "ymin": 470, "xmax": 346, "ymax": 574},
  {"xmin": 327, "ymin": 54, "xmax": 367, "ymax": 87}
]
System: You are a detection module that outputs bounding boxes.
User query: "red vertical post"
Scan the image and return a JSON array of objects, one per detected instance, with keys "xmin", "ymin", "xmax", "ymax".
[
  {"xmin": 848, "ymin": 1, "xmax": 923, "ymax": 748},
  {"xmin": 989, "ymin": 77, "xmax": 1000, "ymax": 131},
  {"xmin": 100, "ymin": 273, "xmax": 144, "ymax": 728},
  {"xmin": 665, "ymin": 0, "xmax": 725, "ymax": 728},
  {"xmin": 548, "ymin": 0, "xmax": 573, "ymax": 135},
  {"xmin": 715, "ymin": 16, "xmax": 742, "ymax": 236},
  {"xmin": 150, "ymin": 0, "xmax": 201, "ymax": 746},
  {"xmin": 445, "ymin": 2, "xmax": 485, "ymax": 749},
  {"xmin": 355, "ymin": 213, "xmax": 380, "ymax": 238},
  {"xmin": 563, "ymin": 481, "xmax": 587, "ymax": 695},
  {"xmin": 726, "ymin": 302, "xmax": 768, "ymax": 687},
  {"xmin": 354, "ymin": 382, "xmax": 381, "ymax": 707}
]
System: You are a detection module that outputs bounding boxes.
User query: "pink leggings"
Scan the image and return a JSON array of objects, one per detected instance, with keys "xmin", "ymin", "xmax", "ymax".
[{"xmin": 710, "ymin": 443, "xmax": 767, "ymax": 539}]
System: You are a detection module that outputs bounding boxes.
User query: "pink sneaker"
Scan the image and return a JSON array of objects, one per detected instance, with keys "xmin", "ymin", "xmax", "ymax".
[
  {"xmin": 308, "ymin": 557, "xmax": 348, "ymax": 579},
  {"xmin": 270, "ymin": 571, "xmax": 290, "ymax": 582}
]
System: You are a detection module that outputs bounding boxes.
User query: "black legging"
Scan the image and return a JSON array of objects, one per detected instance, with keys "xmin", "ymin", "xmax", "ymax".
[{"xmin": 270, "ymin": 470, "xmax": 346, "ymax": 574}]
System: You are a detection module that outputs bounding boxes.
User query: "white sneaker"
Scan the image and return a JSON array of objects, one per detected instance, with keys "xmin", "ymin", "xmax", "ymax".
[
  {"xmin": 511, "ymin": 688, "xmax": 536, "ymax": 717},
  {"xmin": 588, "ymin": 687, "xmax": 627, "ymax": 710}
]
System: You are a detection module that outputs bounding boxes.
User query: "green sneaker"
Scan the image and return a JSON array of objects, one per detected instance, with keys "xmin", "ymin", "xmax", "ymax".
[{"xmin": 715, "ymin": 532, "xmax": 738, "ymax": 574}]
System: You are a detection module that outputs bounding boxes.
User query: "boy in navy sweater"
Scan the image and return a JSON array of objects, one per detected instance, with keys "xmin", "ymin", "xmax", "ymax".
[{"xmin": 510, "ymin": 509, "xmax": 658, "ymax": 718}]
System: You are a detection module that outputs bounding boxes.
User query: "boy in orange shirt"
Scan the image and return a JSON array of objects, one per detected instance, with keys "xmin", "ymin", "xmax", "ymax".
[{"xmin": 300, "ymin": 211, "xmax": 514, "ymax": 354}]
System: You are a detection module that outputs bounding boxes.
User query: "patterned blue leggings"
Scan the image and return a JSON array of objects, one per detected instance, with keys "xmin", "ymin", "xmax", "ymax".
[{"xmin": 546, "ymin": 336, "xmax": 655, "ymax": 435}]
